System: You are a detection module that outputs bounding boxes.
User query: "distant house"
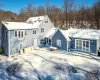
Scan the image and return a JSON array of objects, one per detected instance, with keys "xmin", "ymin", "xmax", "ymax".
[
  {"xmin": 46, "ymin": 28, "xmax": 100, "ymax": 56},
  {"xmin": 1, "ymin": 15, "xmax": 54, "ymax": 56}
]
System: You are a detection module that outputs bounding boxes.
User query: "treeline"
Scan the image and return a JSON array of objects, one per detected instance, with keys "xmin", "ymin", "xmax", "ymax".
[{"xmin": 0, "ymin": 0, "xmax": 100, "ymax": 29}]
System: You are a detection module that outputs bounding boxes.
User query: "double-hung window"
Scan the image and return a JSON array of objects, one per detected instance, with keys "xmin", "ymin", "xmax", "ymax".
[
  {"xmin": 18, "ymin": 31, "xmax": 24, "ymax": 40},
  {"xmin": 14, "ymin": 30, "xmax": 24, "ymax": 40},
  {"xmin": 41, "ymin": 28, "xmax": 44, "ymax": 33},
  {"xmin": 33, "ymin": 30, "xmax": 36, "ymax": 34}
]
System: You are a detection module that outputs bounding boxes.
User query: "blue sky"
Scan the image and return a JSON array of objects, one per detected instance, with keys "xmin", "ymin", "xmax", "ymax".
[{"xmin": 0, "ymin": 0, "xmax": 96, "ymax": 14}]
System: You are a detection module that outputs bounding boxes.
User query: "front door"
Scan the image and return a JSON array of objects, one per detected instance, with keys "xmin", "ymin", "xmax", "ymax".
[{"xmin": 33, "ymin": 39, "xmax": 38, "ymax": 48}]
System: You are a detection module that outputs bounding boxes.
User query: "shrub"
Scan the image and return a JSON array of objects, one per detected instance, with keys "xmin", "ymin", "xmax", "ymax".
[
  {"xmin": 6, "ymin": 62, "xmax": 22, "ymax": 76},
  {"xmin": 0, "ymin": 48, "xmax": 4, "ymax": 54},
  {"xmin": 85, "ymin": 70, "xmax": 100, "ymax": 80}
]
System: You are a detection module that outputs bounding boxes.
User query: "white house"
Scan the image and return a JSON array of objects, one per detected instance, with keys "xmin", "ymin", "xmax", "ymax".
[{"xmin": 1, "ymin": 15, "xmax": 55, "ymax": 56}]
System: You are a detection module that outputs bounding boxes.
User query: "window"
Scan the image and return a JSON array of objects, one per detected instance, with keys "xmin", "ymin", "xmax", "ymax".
[
  {"xmin": 76, "ymin": 39, "xmax": 82, "ymax": 50},
  {"xmin": 15, "ymin": 31, "xmax": 17, "ymax": 37},
  {"xmin": 6, "ymin": 31, "xmax": 8, "ymax": 38},
  {"xmin": 33, "ymin": 30, "xmax": 36, "ymax": 34},
  {"xmin": 41, "ymin": 28, "xmax": 44, "ymax": 33},
  {"xmin": 18, "ymin": 31, "xmax": 20, "ymax": 39},
  {"xmin": 86, "ymin": 41, "xmax": 89, "ymax": 52},
  {"xmin": 45, "ymin": 21, "xmax": 48, "ymax": 23},
  {"xmin": 21, "ymin": 31, "xmax": 23, "ymax": 38},
  {"xmin": 18, "ymin": 31, "xmax": 24, "ymax": 40},
  {"xmin": 56, "ymin": 39, "xmax": 61, "ymax": 47},
  {"xmin": 75, "ymin": 39, "xmax": 90, "ymax": 52}
]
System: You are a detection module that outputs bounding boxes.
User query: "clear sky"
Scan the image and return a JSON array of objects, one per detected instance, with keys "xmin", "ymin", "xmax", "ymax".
[{"xmin": 0, "ymin": 0, "xmax": 96, "ymax": 14}]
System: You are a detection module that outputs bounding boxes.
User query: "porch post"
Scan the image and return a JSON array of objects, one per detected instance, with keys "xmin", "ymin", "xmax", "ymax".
[
  {"xmin": 46, "ymin": 38, "xmax": 47, "ymax": 45},
  {"xmin": 51, "ymin": 38, "xmax": 52, "ymax": 47},
  {"xmin": 48, "ymin": 38, "xmax": 49, "ymax": 46}
]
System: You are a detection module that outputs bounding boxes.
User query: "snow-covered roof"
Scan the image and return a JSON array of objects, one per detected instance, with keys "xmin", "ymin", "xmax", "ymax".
[
  {"xmin": 67, "ymin": 28, "xmax": 100, "ymax": 40},
  {"xmin": 60, "ymin": 30, "xmax": 70, "ymax": 41},
  {"xmin": 44, "ymin": 27, "xmax": 57, "ymax": 39},
  {"xmin": 26, "ymin": 15, "xmax": 46, "ymax": 24},
  {"xmin": 2, "ymin": 21, "xmax": 39, "ymax": 30}
]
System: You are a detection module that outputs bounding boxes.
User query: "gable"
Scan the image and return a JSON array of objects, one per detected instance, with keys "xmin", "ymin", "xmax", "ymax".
[{"xmin": 52, "ymin": 30, "xmax": 67, "ymax": 41}]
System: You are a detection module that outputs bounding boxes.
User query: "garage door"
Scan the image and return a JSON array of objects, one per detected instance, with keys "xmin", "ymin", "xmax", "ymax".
[{"xmin": 33, "ymin": 39, "xmax": 38, "ymax": 48}]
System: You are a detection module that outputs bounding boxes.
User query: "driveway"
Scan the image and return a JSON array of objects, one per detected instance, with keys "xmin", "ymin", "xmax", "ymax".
[
  {"xmin": 26, "ymin": 48, "xmax": 100, "ymax": 73},
  {"xmin": 0, "ymin": 48, "xmax": 100, "ymax": 80}
]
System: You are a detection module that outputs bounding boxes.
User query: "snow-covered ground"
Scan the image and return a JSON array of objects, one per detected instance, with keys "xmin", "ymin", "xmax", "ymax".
[{"xmin": 0, "ymin": 48, "xmax": 100, "ymax": 80}]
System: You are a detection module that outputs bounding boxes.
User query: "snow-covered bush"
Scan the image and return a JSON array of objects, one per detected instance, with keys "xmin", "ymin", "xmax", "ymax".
[
  {"xmin": 6, "ymin": 62, "xmax": 23, "ymax": 76},
  {"xmin": 85, "ymin": 70, "xmax": 100, "ymax": 80}
]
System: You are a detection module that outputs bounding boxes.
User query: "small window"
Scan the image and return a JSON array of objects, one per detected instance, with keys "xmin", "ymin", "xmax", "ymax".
[
  {"xmin": 6, "ymin": 31, "xmax": 8, "ymax": 38},
  {"xmin": 45, "ymin": 21, "xmax": 48, "ymax": 23},
  {"xmin": 15, "ymin": 31, "xmax": 17, "ymax": 37},
  {"xmin": 33, "ymin": 30, "xmax": 36, "ymax": 34},
  {"xmin": 41, "ymin": 28, "xmax": 44, "ymax": 33},
  {"xmin": 56, "ymin": 39, "xmax": 61, "ymax": 47}
]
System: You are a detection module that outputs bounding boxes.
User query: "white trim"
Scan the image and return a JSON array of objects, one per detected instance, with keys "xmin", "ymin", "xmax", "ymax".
[
  {"xmin": 8, "ymin": 30, "xmax": 10, "ymax": 57},
  {"xmin": 51, "ymin": 38, "xmax": 52, "ymax": 47},
  {"xmin": 56, "ymin": 39, "xmax": 61, "ymax": 47},
  {"xmin": 96, "ymin": 40, "xmax": 99, "ymax": 56},
  {"xmin": 75, "ymin": 39, "xmax": 90, "ymax": 53},
  {"xmin": 18, "ymin": 30, "xmax": 25, "ymax": 40},
  {"xmin": 67, "ymin": 41, "xmax": 69, "ymax": 52}
]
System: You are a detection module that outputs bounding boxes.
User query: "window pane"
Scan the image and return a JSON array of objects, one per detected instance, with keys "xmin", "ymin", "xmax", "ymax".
[
  {"xmin": 19, "ymin": 31, "xmax": 20, "ymax": 38},
  {"xmin": 76, "ymin": 40, "xmax": 82, "ymax": 50},
  {"xmin": 83, "ymin": 41, "xmax": 85, "ymax": 47},
  {"xmin": 21, "ymin": 31, "xmax": 23, "ymax": 38},
  {"xmin": 86, "ymin": 41, "xmax": 89, "ymax": 47},
  {"xmin": 15, "ymin": 31, "xmax": 17, "ymax": 37}
]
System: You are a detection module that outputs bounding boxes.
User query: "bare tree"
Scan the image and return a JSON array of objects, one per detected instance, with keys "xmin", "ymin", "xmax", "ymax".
[
  {"xmin": 63, "ymin": 0, "xmax": 75, "ymax": 29},
  {"xmin": 93, "ymin": 0, "xmax": 100, "ymax": 29},
  {"xmin": 37, "ymin": 5, "xmax": 45, "ymax": 16}
]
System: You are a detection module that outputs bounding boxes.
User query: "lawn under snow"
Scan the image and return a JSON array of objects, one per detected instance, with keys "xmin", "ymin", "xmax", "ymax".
[{"xmin": 0, "ymin": 48, "xmax": 100, "ymax": 80}]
